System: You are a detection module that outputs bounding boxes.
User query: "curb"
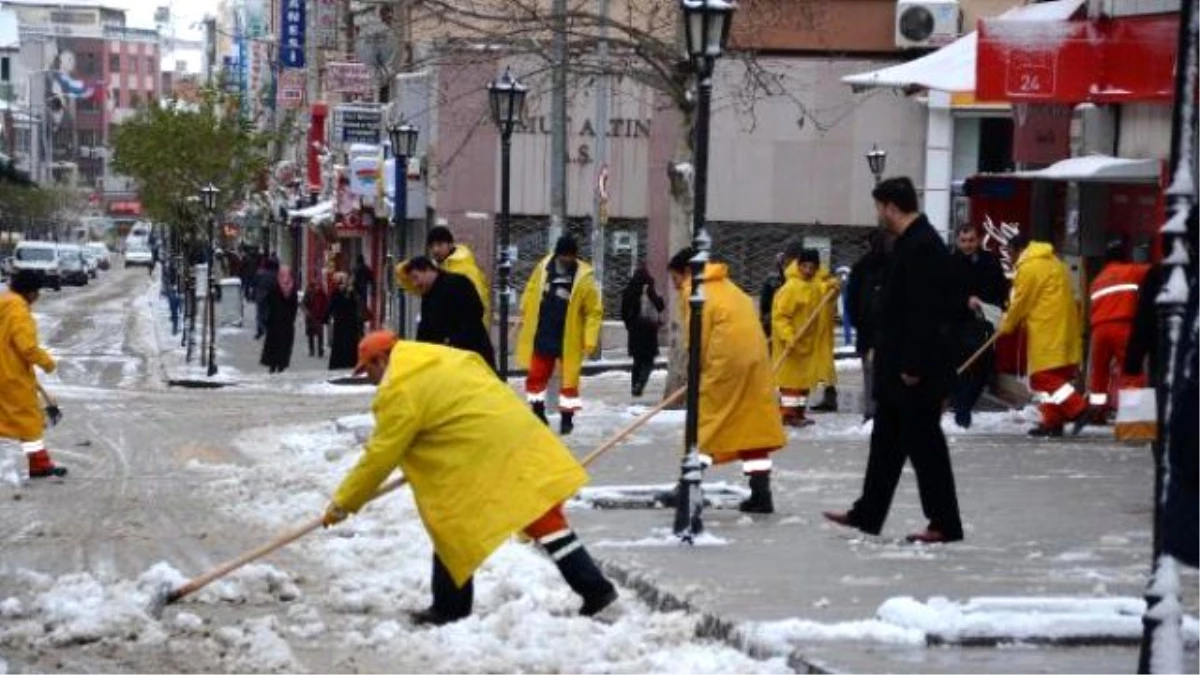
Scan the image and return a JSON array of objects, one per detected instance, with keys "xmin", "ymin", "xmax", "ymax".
[{"xmin": 597, "ymin": 559, "xmax": 837, "ymax": 674}]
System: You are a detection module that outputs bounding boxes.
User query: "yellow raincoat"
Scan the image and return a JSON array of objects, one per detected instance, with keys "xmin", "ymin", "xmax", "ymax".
[
  {"xmin": 771, "ymin": 262, "xmax": 822, "ymax": 390},
  {"xmin": 517, "ymin": 255, "xmax": 603, "ymax": 390},
  {"xmin": 998, "ymin": 241, "xmax": 1082, "ymax": 374},
  {"xmin": 0, "ymin": 291, "xmax": 55, "ymax": 442},
  {"xmin": 396, "ymin": 244, "xmax": 491, "ymax": 327},
  {"xmin": 813, "ymin": 267, "xmax": 840, "ymax": 385},
  {"xmin": 332, "ymin": 341, "xmax": 587, "ymax": 587},
  {"xmin": 680, "ymin": 263, "xmax": 786, "ymax": 464}
]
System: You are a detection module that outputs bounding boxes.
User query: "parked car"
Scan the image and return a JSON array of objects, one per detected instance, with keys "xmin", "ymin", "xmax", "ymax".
[
  {"xmin": 124, "ymin": 242, "xmax": 153, "ymax": 268},
  {"xmin": 0, "ymin": 253, "xmax": 12, "ymax": 280},
  {"xmin": 57, "ymin": 244, "xmax": 89, "ymax": 286},
  {"xmin": 12, "ymin": 241, "xmax": 62, "ymax": 290},
  {"xmin": 80, "ymin": 247, "xmax": 101, "ymax": 278},
  {"xmin": 85, "ymin": 242, "xmax": 111, "ymax": 270}
]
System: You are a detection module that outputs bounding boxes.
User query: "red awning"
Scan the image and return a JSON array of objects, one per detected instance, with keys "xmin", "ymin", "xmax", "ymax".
[{"xmin": 977, "ymin": 13, "xmax": 1179, "ymax": 103}]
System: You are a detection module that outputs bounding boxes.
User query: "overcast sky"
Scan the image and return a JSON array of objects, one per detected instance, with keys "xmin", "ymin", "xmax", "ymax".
[{"xmin": 116, "ymin": 0, "xmax": 217, "ymax": 40}]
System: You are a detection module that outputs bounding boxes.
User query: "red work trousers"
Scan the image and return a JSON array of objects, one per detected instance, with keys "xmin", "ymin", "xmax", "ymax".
[
  {"xmin": 525, "ymin": 353, "xmax": 581, "ymax": 411},
  {"xmin": 1087, "ymin": 321, "xmax": 1143, "ymax": 412},
  {"xmin": 1030, "ymin": 365, "xmax": 1089, "ymax": 429}
]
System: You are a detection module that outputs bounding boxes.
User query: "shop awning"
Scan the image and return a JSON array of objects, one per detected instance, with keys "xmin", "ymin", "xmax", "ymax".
[
  {"xmin": 842, "ymin": 0, "xmax": 1086, "ymax": 94},
  {"xmin": 1011, "ymin": 155, "xmax": 1162, "ymax": 183},
  {"xmin": 288, "ymin": 200, "xmax": 334, "ymax": 224}
]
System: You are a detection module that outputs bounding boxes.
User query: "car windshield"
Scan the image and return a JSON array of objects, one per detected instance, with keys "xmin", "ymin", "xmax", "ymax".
[{"xmin": 16, "ymin": 247, "xmax": 54, "ymax": 261}]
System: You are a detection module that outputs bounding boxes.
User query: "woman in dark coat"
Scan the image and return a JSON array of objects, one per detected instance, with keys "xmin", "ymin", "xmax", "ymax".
[
  {"xmin": 260, "ymin": 266, "xmax": 299, "ymax": 373},
  {"xmin": 326, "ymin": 272, "xmax": 364, "ymax": 370},
  {"xmin": 620, "ymin": 263, "xmax": 665, "ymax": 397}
]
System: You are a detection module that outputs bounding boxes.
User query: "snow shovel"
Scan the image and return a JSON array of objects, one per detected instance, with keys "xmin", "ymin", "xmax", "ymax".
[
  {"xmin": 956, "ymin": 330, "xmax": 1002, "ymax": 375},
  {"xmin": 148, "ymin": 475, "xmax": 410, "ymax": 618}
]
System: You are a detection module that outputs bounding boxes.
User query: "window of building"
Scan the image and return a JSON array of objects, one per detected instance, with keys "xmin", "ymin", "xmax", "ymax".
[
  {"xmin": 109, "ymin": 54, "xmax": 120, "ymax": 72},
  {"xmin": 111, "ymin": 87, "xmax": 121, "ymax": 108},
  {"xmin": 83, "ymin": 53, "xmax": 97, "ymax": 75},
  {"xmin": 147, "ymin": 56, "xmax": 155, "ymax": 74},
  {"xmin": 129, "ymin": 91, "xmax": 141, "ymax": 108},
  {"xmin": 1, "ymin": 57, "xmax": 9, "ymax": 82}
]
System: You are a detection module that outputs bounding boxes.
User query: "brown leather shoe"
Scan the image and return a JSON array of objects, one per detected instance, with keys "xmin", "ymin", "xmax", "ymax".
[
  {"xmin": 905, "ymin": 528, "xmax": 963, "ymax": 544},
  {"xmin": 822, "ymin": 510, "xmax": 855, "ymax": 528}
]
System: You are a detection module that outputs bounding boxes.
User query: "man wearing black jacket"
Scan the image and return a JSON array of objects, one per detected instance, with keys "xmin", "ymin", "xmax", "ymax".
[
  {"xmin": 824, "ymin": 177, "xmax": 963, "ymax": 544},
  {"xmin": 403, "ymin": 256, "xmax": 497, "ymax": 372},
  {"xmin": 949, "ymin": 224, "xmax": 1009, "ymax": 428}
]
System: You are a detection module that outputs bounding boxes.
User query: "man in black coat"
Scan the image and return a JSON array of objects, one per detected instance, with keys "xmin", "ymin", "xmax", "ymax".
[
  {"xmin": 948, "ymin": 224, "xmax": 1009, "ymax": 428},
  {"xmin": 403, "ymin": 256, "xmax": 497, "ymax": 372},
  {"xmin": 823, "ymin": 176, "xmax": 963, "ymax": 544}
]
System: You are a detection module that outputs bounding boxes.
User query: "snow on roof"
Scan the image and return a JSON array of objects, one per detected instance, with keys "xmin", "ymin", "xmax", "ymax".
[
  {"xmin": 1012, "ymin": 155, "xmax": 1162, "ymax": 183},
  {"xmin": 841, "ymin": 0, "xmax": 1087, "ymax": 94}
]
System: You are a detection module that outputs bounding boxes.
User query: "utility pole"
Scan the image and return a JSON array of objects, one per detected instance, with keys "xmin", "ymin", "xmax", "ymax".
[
  {"xmin": 549, "ymin": 0, "xmax": 568, "ymax": 248},
  {"xmin": 589, "ymin": 0, "xmax": 610, "ymax": 329}
]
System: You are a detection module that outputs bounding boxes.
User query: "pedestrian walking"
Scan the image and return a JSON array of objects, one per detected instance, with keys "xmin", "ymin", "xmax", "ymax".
[
  {"xmin": 352, "ymin": 254, "xmax": 375, "ymax": 308},
  {"xmin": 772, "ymin": 248, "xmax": 825, "ymax": 428},
  {"xmin": 399, "ymin": 256, "xmax": 496, "ymax": 370},
  {"xmin": 1083, "ymin": 241, "xmax": 1150, "ymax": 420},
  {"xmin": 619, "ymin": 263, "xmax": 664, "ymax": 397},
  {"xmin": 948, "ymin": 224, "xmax": 1009, "ymax": 428},
  {"xmin": 0, "ymin": 270, "xmax": 66, "ymax": 480},
  {"xmin": 241, "ymin": 249, "xmax": 259, "ymax": 302},
  {"xmin": 302, "ymin": 278, "xmax": 330, "ymax": 358},
  {"xmin": 326, "ymin": 273, "xmax": 364, "ymax": 371},
  {"xmin": 517, "ymin": 235, "xmax": 603, "ymax": 436},
  {"xmin": 252, "ymin": 258, "xmax": 278, "ymax": 340},
  {"xmin": 809, "ymin": 262, "xmax": 841, "ymax": 412},
  {"xmin": 260, "ymin": 266, "xmax": 299, "ymax": 374},
  {"xmin": 845, "ymin": 229, "xmax": 892, "ymax": 423},
  {"xmin": 758, "ymin": 253, "xmax": 786, "ymax": 339},
  {"xmin": 397, "ymin": 226, "xmax": 491, "ymax": 330},
  {"xmin": 997, "ymin": 235, "xmax": 1089, "ymax": 437},
  {"xmin": 824, "ymin": 177, "xmax": 963, "ymax": 544},
  {"xmin": 323, "ymin": 331, "xmax": 618, "ymax": 626},
  {"xmin": 664, "ymin": 248, "xmax": 788, "ymax": 514}
]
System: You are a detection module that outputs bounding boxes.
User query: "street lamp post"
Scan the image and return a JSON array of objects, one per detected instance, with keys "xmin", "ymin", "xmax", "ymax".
[
  {"xmin": 388, "ymin": 122, "xmax": 419, "ymax": 337},
  {"xmin": 866, "ymin": 144, "xmax": 887, "ymax": 185},
  {"xmin": 488, "ymin": 68, "xmax": 529, "ymax": 380},
  {"xmin": 200, "ymin": 183, "xmax": 220, "ymax": 377},
  {"xmin": 675, "ymin": 0, "xmax": 735, "ymax": 542}
]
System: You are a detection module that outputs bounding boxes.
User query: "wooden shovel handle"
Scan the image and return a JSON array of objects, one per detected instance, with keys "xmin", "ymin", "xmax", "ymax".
[
  {"xmin": 771, "ymin": 287, "xmax": 839, "ymax": 373},
  {"xmin": 956, "ymin": 331, "xmax": 1002, "ymax": 376},
  {"xmin": 580, "ymin": 386, "xmax": 685, "ymax": 468}
]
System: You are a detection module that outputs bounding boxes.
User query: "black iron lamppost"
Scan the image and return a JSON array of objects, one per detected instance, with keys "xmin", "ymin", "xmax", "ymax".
[
  {"xmin": 675, "ymin": 0, "xmax": 734, "ymax": 542},
  {"xmin": 200, "ymin": 183, "xmax": 220, "ymax": 377},
  {"xmin": 388, "ymin": 122, "xmax": 419, "ymax": 337},
  {"xmin": 866, "ymin": 144, "xmax": 887, "ymax": 185},
  {"xmin": 487, "ymin": 67, "xmax": 528, "ymax": 380}
]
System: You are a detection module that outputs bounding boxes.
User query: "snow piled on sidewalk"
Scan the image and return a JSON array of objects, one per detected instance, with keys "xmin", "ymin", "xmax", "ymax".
[{"xmin": 190, "ymin": 420, "xmax": 789, "ymax": 673}]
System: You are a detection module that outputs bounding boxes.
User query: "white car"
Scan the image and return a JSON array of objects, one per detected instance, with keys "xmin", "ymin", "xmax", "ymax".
[
  {"xmin": 12, "ymin": 241, "xmax": 62, "ymax": 290},
  {"xmin": 124, "ymin": 243, "xmax": 154, "ymax": 268},
  {"xmin": 84, "ymin": 242, "xmax": 111, "ymax": 270},
  {"xmin": 80, "ymin": 247, "xmax": 101, "ymax": 278},
  {"xmin": 56, "ymin": 244, "xmax": 89, "ymax": 286}
]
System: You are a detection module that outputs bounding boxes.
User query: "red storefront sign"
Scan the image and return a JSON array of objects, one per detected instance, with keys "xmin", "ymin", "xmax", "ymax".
[
  {"xmin": 977, "ymin": 13, "xmax": 1179, "ymax": 103},
  {"xmin": 108, "ymin": 200, "xmax": 142, "ymax": 216}
]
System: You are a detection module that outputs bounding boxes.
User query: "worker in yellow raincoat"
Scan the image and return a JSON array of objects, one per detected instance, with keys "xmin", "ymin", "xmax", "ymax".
[
  {"xmin": 997, "ymin": 235, "xmax": 1088, "ymax": 437},
  {"xmin": 809, "ymin": 263, "xmax": 841, "ymax": 412},
  {"xmin": 664, "ymin": 248, "xmax": 788, "ymax": 514},
  {"xmin": 517, "ymin": 235, "xmax": 603, "ymax": 436},
  {"xmin": 323, "ymin": 331, "xmax": 617, "ymax": 626},
  {"xmin": 0, "ymin": 270, "xmax": 65, "ymax": 480},
  {"xmin": 772, "ymin": 249, "xmax": 825, "ymax": 428},
  {"xmin": 395, "ymin": 226, "xmax": 490, "ymax": 329}
]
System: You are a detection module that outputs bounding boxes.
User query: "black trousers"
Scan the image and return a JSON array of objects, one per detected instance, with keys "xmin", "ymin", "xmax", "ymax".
[
  {"xmin": 631, "ymin": 357, "xmax": 654, "ymax": 395},
  {"xmin": 431, "ymin": 554, "xmax": 475, "ymax": 619},
  {"xmin": 952, "ymin": 349, "xmax": 993, "ymax": 424},
  {"xmin": 307, "ymin": 328, "xmax": 324, "ymax": 356},
  {"xmin": 850, "ymin": 396, "xmax": 963, "ymax": 538}
]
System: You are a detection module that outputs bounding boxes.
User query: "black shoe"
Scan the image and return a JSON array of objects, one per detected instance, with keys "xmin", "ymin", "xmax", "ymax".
[
  {"xmin": 560, "ymin": 411, "xmax": 574, "ymax": 436},
  {"xmin": 550, "ymin": 542, "xmax": 617, "ymax": 616},
  {"xmin": 738, "ymin": 471, "xmax": 774, "ymax": 514},
  {"xmin": 408, "ymin": 608, "xmax": 463, "ymax": 627},
  {"xmin": 1069, "ymin": 409, "xmax": 1093, "ymax": 436},
  {"xmin": 580, "ymin": 587, "xmax": 619, "ymax": 617},
  {"xmin": 28, "ymin": 466, "xmax": 67, "ymax": 479},
  {"xmin": 532, "ymin": 401, "xmax": 549, "ymax": 425},
  {"xmin": 1028, "ymin": 425, "xmax": 1064, "ymax": 438},
  {"xmin": 810, "ymin": 387, "xmax": 838, "ymax": 412}
]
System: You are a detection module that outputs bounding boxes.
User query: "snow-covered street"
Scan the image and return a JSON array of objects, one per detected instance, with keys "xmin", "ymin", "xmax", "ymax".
[{"xmin": 0, "ymin": 268, "xmax": 1196, "ymax": 673}]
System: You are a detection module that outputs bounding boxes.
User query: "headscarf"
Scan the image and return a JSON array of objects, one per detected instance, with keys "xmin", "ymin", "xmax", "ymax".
[{"xmin": 277, "ymin": 266, "xmax": 296, "ymax": 298}]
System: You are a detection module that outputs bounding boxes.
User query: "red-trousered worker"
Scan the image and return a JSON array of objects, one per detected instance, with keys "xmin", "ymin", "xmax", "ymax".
[
  {"xmin": 1085, "ymin": 241, "xmax": 1150, "ymax": 418},
  {"xmin": 517, "ymin": 235, "xmax": 603, "ymax": 436},
  {"xmin": 323, "ymin": 331, "xmax": 617, "ymax": 626},
  {"xmin": 998, "ymin": 235, "xmax": 1089, "ymax": 437},
  {"xmin": 772, "ymin": 249, "xmax": 824, "ymax": 427},
  {"xmin": 0, "ymin": 271, "xmax": 66, "ymax": 479},
  {"xmin": 666, "ymin": 248, "xmax": 788, "ymax": 514}
]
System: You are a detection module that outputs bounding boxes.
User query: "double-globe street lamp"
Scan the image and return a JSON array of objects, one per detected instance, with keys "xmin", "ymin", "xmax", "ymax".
[
  {"xmin": 675, "ymin": 0, "xmax": 735, "ymax": 542},
  {"xmin": 866, "ymin": 144, "xmax": 887, "ymax": 185},
  {"xmin": 388, "ymin": 122, "xmax": 420, "ymax": 337},
  {"xmin": 200, "ymin": 183, "xmax": 221, "ymax": 377},
  {"xmin": 487, "ymin": 68, "xmax": 529, "ymax": 380}
]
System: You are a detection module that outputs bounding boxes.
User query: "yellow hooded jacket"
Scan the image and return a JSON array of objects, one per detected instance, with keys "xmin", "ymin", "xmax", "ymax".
[
  {"xmin": 998, "ymin": 241, "xmax": 1082, "ymax": 374},
  {"xmin": 680, "ymin": 263, "xmax": 787, "ymax": 463},
  {"xmin": 396, "ymin": 244, "xmax": 491, "ymax": 328},
  {"xmin": 771, "ymin": 262, "xmax": 823, "ymax": 391},
  {"xmin": 0, "ymin": 291, "xmax": 55, "ymax": 442},
  {"xmin": 517, "ymin": 255, "xmax": 603, "ymax": 390},
  {"xmin": 813, "ymin": 267, "xmax": 840, "ymax": 385},
  {"xmin": 332, "ymin": 342, "xmax": 587, "ymax": 587}
]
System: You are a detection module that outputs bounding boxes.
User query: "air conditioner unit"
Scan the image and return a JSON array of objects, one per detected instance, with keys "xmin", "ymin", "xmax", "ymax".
[{"xmin": 895, "ymin": 0, "xmax": 962, "ymax": 49}]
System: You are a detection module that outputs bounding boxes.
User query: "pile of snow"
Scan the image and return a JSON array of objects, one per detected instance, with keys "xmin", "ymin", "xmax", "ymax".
[
  {"xmin": 746, "ymin": 616, "xmax": 926, "ymax": 648},
  {"xmin": 213, "ymin": 615, "xmax": 301, "ymax": 672},
  {"xmin": 592, "ymin": 529, "xmax": 731, "ymax": 548}
]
